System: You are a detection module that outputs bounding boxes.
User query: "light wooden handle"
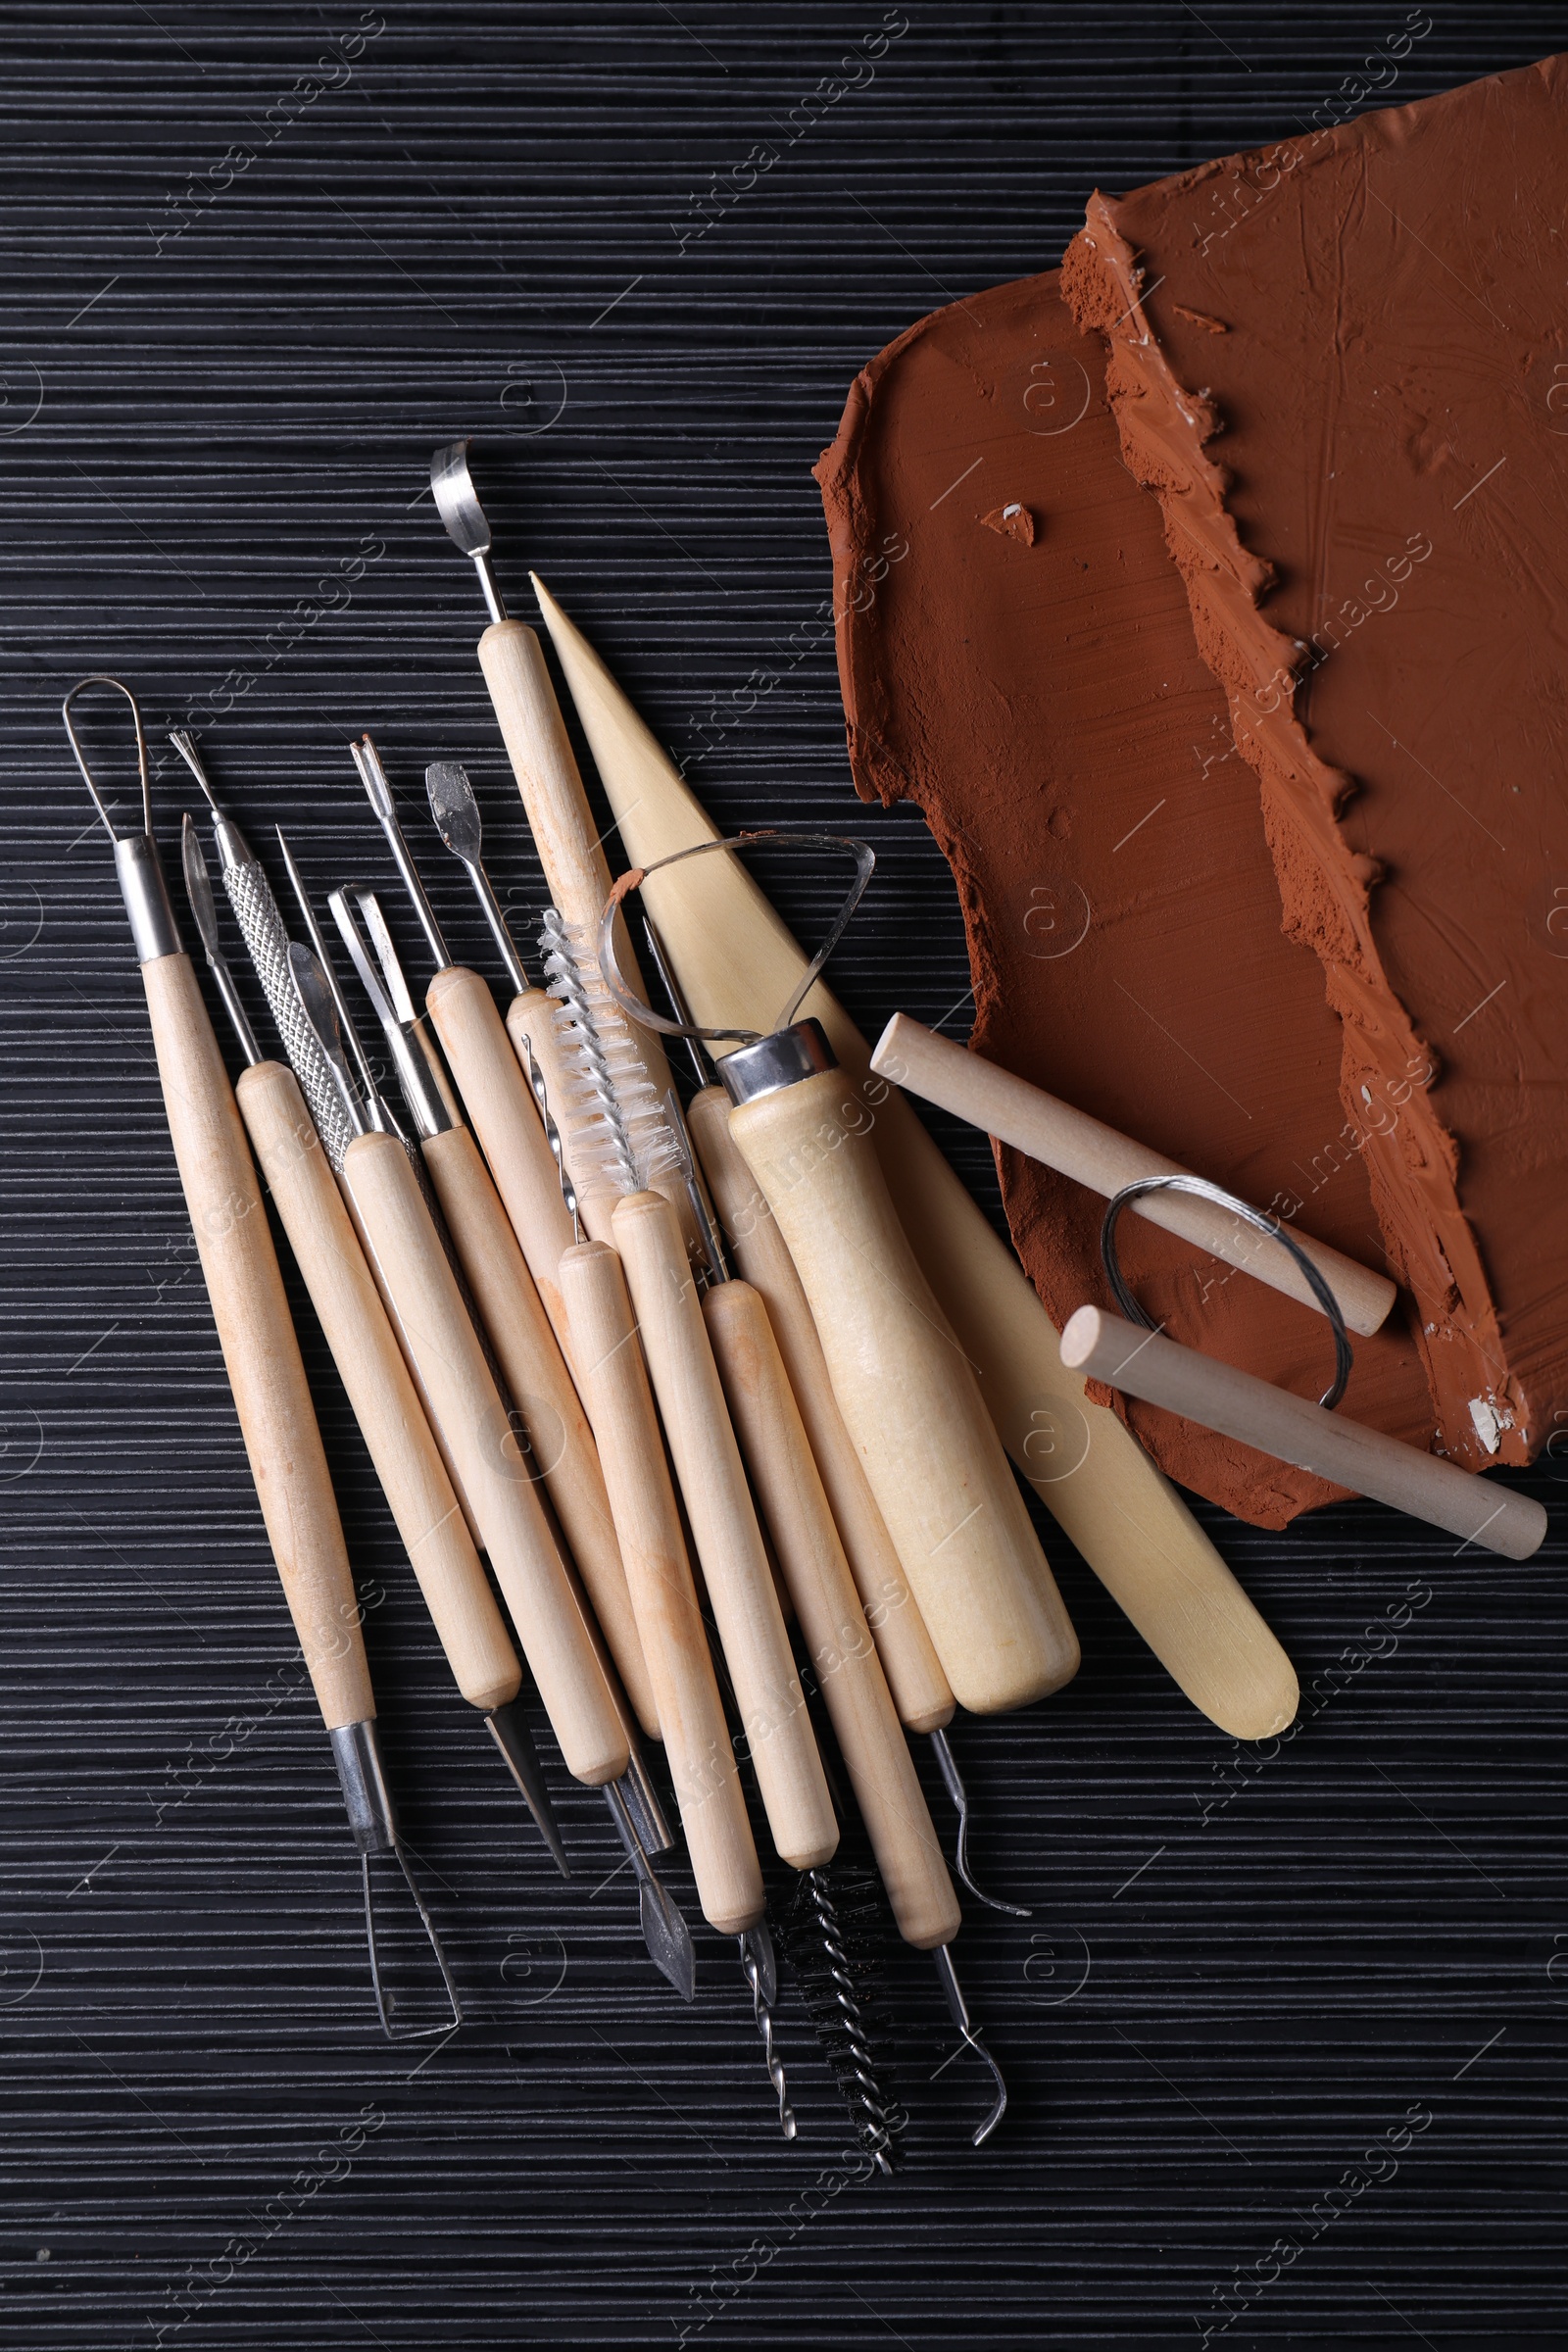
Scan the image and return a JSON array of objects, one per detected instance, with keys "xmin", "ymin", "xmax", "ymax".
[
  {"xmin": 418, "ymin": 1120, "xmax": 658, "ymax": 1739},
  {"xmin": 424, "ymin": 964, "xmax": 578, "ymax": 1348},
  {"xmin": 139, "ymin": 955, "xmax": 370, "ymax": 1730},
  {"xmin": 1062, "ymin": 1305, "xmax": 1547, "ymax": 1560},
  {"xmin": 873, "ymin": 1014, "xmax": 1396, "ymax": 1339},
  {"xmin": 476, "ymin": 617, "xmax": 703, "ymax": 1254},
  {"xmin": 237, "ymin": 1061, "xmax": 520, "ymax": 1713},
  {"xmin": 561, "ymin": 1241, "xmax": 763, "ymax": 1934},
  {"xmin": 610, "ymin": 1189, "xmax": 838, "ymax": 1870},
  {"xmin": 704, "ymin": 1282, "xmax": 959, "ymax": 1949},
  {"xmin": 343, "ymin": 1130, "xmax": 628, "ymax": 1783},
  {"xmin": 728, "ymin": 1070, "xmax": 1080, "ymax": 1716},
  {"xmin": 686, "ymin": 1086, "xmax": 954, "ymax": 1736},
  {"xmin": 506, "ymin": 983, "xmax": 617, "ymax": 1249}
]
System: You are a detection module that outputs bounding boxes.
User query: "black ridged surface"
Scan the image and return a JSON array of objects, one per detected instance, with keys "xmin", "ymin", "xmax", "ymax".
[{"xmin": 2, "ymin": 7, "xmax": 1564, "ymax": 2344}]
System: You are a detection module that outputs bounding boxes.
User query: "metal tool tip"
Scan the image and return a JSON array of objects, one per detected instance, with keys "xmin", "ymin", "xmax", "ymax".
[
  {"xmin": 425, "ymin": 760, "xmax": 483, "ymax": 862},
  {"xmin": 349, "ymin": 735, "xmax": 395, "ymax": 822},
  {"xmin": 430, "ymin": 438, "xmax": 491, "ymax": 556}
]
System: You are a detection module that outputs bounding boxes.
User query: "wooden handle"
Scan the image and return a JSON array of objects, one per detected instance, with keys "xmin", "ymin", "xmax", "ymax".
[
  {"xmin": 139, "ymin": 955, "xmax": 370, "ymax": 1730},
  {"xmin": 610, "ymin": 1188, "xmax": 838, "ymax": 1870},
  {"xmin": 1062, "ymin": 1305, "xmax": 1547, "ymax": 1560},
  {"xmin": 532, "ymin": 577, "xmax": 1300, "ymax": 1741},
  {"xmin": 728, "ymin": 1070, "xmax": 1079, "ymax": 1716},
  {"xmin": 704, "ymin": 1282, "xmax": 959, "ymax": 1949},
  {"xmin": 874, "ymin": 1014, "xmax": 1396, "ymax": 1339},
  {"xmin": 687, "ymin": 1086, "xmax": 954, "ymax": 1736},
  {"xmin": 476, "ymin": 616, "xmax": 704, "ymax": 1258},
  {"xmin": 417, "ymin": 1121, "xmax": 658, "ymax": 1740},
  {"xmin": 343, "ymin": 1130, "xmax": 628, "ymax": 1784},
  {"xmin": 561, "ymin": 1241, "xmax": 763, "ymax": 1934},
  {"xmin": 237, "ymin": 1062, "xmax": 520, "ymax": 1714},
  {"xmin": 424, "ymin": 964, "xmax": 578, "ymax": 1347}
]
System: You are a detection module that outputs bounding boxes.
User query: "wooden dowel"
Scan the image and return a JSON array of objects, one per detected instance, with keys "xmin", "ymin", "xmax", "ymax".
[
  {"xmin": 562, "ymin": 1240, "xmax": 763, "ymax": 1935},
  {"xmin": 343, "ymin": 1129, "xmax": 629, "ymax": 1784},
  {"xmin": 686, "ymin": 1085, "xmax": 955, "ymax": 1737},
  {"xmin": 610, "ymin": 1188, "xmax": 839, "ymax": 1871},
  {"xmin": 873, "ymin": 1013, "xmax": 1396, "ymax": 1338},
  {"xmin": 705, "ymin": 1281, "xmax": 960, "ymax": 1950},
  {"xmin": 237, "ymin": 1059, "xmax": 520, "ymax": 1714},
  {"xmin": 1061, "ymin": 1304, "xmax": 1546, "ymax": 1560},
  {"xmin": 727, "ymin": 1068, "xmax": 1080, "ymax": 1716},
  {"xmin": 140, "ymin": 954, "xmax": 371, "ymax": 1730},
  {"xmin": 417, "ymin": 1120, "xmax": 658, "ymax": 1740}
]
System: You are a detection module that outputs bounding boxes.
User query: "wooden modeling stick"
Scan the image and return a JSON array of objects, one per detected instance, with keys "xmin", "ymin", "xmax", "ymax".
[
  {"xmin": 873, "ymin": 1013, "xmax": 1396, "ymax": 1337},
  {"xmin": 1062, "ymin": 1305, "xmax": 1546, "ymax": 1560}
]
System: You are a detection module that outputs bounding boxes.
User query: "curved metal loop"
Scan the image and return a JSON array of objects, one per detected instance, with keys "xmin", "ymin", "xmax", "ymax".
[
  {"xmin": 1100, "ymin": 1173, "xmax": 1352, "ymax": 1410},
  {"xmin": 62, "ymin": 674, "xmax": 153, "ymax": 841},
  {"xmin": 596, "ymin": 830, "xmax": 876, "ymax": 1046}
]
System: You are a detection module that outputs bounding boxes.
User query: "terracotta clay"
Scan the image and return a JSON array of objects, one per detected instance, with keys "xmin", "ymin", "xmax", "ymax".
[
  {"xmin": 815, "ymin": 270, "xmax": 1435, "ymax": 1529},
  {"xmin": 1062, "ymin": 51, "xmax": 1568, "ymax": 1472}
]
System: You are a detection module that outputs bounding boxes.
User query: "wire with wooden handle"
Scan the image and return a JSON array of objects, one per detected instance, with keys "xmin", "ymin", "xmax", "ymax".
[
  {"xmin": 236, "ymin": 1057, "xmax": 521, "ymax": 1713},
  {"xmin": 1063, "ymin": 1304, "xmax": 1548, "ymax": 1559},
  {"xmin": 704, "ymin": 1280, "xmax": 960, "ymax": 1950},
  {"xmin": 343, "ymin": 1127, "xmax": 629, "ymax": 1785},
  {"xmin": 685, "ymin": 1084, "xmax": 955, "ymax": 1739},
  {"xmin": 610, "ymin": 1187, "xmax": 839, "ymax": 1871},
  {"xmin": 723, "ymin": 1042, "xmax": 1080, "ymax": 1719},
  {"xmin": 560, "ymin": 1239, "xmax": 764, "ymax": 1935},
  {"xmin": 873, "ymin": 1013, "xmax": 1396, "ymax": 1338}
]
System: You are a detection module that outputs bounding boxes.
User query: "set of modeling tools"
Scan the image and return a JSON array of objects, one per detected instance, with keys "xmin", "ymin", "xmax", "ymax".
[{"xmin": 67, "ymin": 428, "xmax": 1544, "ymax": 2162}]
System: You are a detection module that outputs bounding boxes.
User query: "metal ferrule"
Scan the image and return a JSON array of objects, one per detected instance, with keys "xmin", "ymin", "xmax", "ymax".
[
  {"xmin": 115, "ymin": 834, "xmax": 181, "ymax": 963},
  {"xmin": 330, "ymin": 1719, "xmax": 399, "ymax": 1856},
  {"xmin": 717, "ymin": 1017, "xmax": 837, "ymax": 1107},
  {"xmin": 388, "ymin": 1020, "xmax": 459, "ymax": 1140},
  {"xmin": 208, "ymin": 811, "xmax": 255, "ymax": 873}
]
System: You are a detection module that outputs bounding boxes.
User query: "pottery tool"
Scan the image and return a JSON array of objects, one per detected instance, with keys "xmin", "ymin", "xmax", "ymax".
[
  {"xmin": 321, "ymin": 857, "xmax": 657, "ymax": 1746},
  {"xmin": 422, "ymin": 755, "xmax": 642, "ymax": 1260},
  {"xmin": 526, "ymin": 575, "xmax": 1301, "ymax": 1741},
  {"xmin": 428, "ymin": 441, "xmax": 700, "ymax": 1263},
  {"xmin": 700, "ymin": 1189, "xmax": 1014, "ymax": 2148},
  {"xmin": 179, "ymin": 812, "xmax": 571, "ymax": 1868},
  {"xmin": 345, "ymin": 736, "xmax": 657, "ymax": 1739},
  {"xmin": 353, "ymin": 737, "xmax": 583, "ymax": 1344},
  {"xmin": 598, "ymin": 836, "xmax": 1079, "ymax": 1721},
  {"xmin": 63, "ymin": 676, "xmax": 460, "ymax": 2037},
  {"xmin": 872, "ymin": 1012, "xmax": 1396, "ymax": 1338},
  {"xmin": 1064, "ymin": 1300, "xmax": 1545, "ymax": 1558},
  {"xmin": 543, "ymin": 909, "xmax": 839, "ymax": 1866},
  {"xmin": 650, "ymin": 926, "xmax": 1025, "ymax": 1919},
  {"xmin": 289, "ymin": 929, "xmax": 694, "ymax": 1998},
  {"xmin": 559, "ymin": 1232, "xmax": 789, "ymax": 2131}
]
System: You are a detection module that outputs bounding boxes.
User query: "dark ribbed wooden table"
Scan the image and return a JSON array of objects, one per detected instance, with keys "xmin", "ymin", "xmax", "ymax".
[{"xmin": 1, "ymin": 6, "xmax": 1562, "ymax": 2343}]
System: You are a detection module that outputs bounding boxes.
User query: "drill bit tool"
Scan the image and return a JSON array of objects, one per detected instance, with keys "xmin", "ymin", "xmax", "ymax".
[
  {"xmin": 293, "ymin": 937, "xmax": 693, "ymax": 1996},
  {"xmin": 649, "ymin": 925, "xmax": 1030, "ymax": 1919},
  {"xmin": 63, "ymin": 675, "xmax": 458, "ymax": 2038},
  {"xmin": 180, "ymin": 813, "xmax": 569, "ymax": 1878},
  {"xmin": 323, "ymin": 811, "xmax": 659, "ymax": 1750}
]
